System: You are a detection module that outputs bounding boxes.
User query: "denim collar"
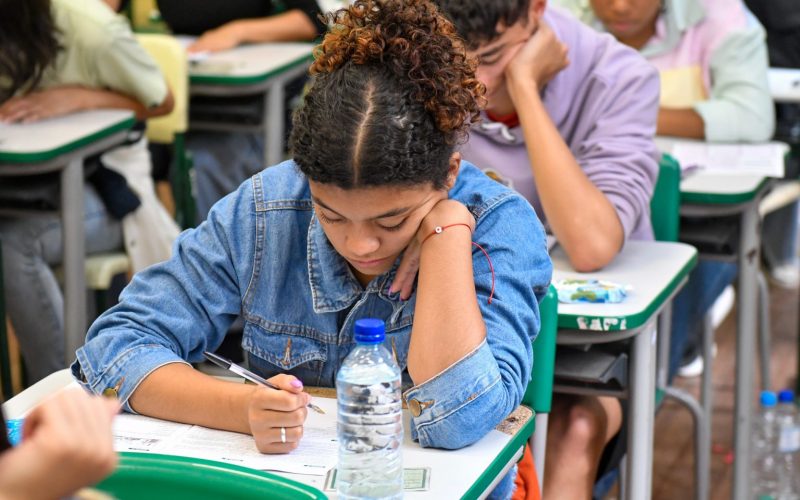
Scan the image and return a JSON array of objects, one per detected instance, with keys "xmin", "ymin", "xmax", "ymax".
[{"xmin": 306, "ymin": 213, "xmax": 401, "ymax": 313}]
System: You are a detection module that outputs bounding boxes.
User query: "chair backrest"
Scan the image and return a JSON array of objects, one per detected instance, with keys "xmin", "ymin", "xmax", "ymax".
[
  {"xmin": 522, "ymin": 285, "xmax": 558, "ymax": 412},
  {"xmin": 135, "ymin": 34, "xmax": 188, "ymax": 144},
  {"xmin": 650, "ymin": 153, "xmax": 681, "ymax": 242},
  {"xmin": 131, "ymin": 0, "xmax": 159, "ymax": 30}
]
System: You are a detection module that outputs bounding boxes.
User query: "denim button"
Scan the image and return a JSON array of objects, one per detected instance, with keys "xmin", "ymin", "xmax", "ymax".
[
  {"xmin": 102, "ymin": 388, "xmax": 118, "ymax": 398},
  {"xmin": 408, "ymin": 398, "xmax": 422, "ymax": 417}
]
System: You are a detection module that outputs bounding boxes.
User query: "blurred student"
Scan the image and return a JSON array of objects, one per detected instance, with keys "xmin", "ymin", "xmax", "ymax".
[
  {"xmin": 0, "ymin": 0, "xmax": 178, "ymax": 382},
  {"xmin": 0, "ymin": 389, "xmax": 119, "ymax": 500},
  {"xmin": 556, "ymin": 0, "xmax": 782, "ymax": 375},
  {"xmin": 433, "ymin": 0, "xmax": 659, "ymax": 497}
]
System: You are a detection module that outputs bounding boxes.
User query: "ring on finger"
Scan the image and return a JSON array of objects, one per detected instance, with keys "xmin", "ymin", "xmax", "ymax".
[{"xmin": 280, "ymin": 426, "xmax": 286, "ymax": 444}]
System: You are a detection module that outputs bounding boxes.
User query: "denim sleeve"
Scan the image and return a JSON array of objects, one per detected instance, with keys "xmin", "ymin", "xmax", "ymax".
[
  {"xmin": 72, "ymin": 181, "xmax": 256, "ymax": 412},
  {"xmin": 403, "ymin": 195, "xmax": 552, "ymax": 449}
]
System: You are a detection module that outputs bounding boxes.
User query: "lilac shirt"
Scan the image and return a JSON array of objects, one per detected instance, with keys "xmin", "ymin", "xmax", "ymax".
[{"xmin": 460, "ymin": 6, "xmax": 660, "ymax": 242}]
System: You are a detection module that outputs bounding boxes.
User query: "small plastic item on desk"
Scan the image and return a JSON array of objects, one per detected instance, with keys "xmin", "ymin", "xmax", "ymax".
[
  {"xmin": 555, "ymin": 279, "xmax": 630, "ymax": 304},
  {"xmin": 6, "ymin": 418, "xmax": 23, "ymax": 446}
]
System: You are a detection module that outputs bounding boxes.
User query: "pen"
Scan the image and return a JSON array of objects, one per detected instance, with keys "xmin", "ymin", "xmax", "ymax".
[{"xmin": 203, "ymin": 351, "xmax": 325, "ymax": 414}]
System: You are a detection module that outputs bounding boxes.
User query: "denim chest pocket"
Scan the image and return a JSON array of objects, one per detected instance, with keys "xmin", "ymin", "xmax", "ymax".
[
  {"xmin": 385, "ymin": 316, "xmax": 412, "ymax": 370},
  {"xmin": 242, "ymin": 321, "xmax": 329, "ymax": 385}
]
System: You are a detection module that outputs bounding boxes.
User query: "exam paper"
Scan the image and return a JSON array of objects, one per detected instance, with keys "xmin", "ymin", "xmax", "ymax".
[
  {"xmin": 113, "ymin": 397, "xmax": 339, "ymax": 476},
  {"xmin": 656, "ymin": 138, "xmax": 788, "ymax": 178}
]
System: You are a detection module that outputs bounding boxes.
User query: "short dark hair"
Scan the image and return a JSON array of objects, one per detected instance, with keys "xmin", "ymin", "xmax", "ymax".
[
  {"xmin": 433, "ymin": 0, "xmax": 531, "ymax": 49},
  {"xmin": 291, "ymin": 0, "xmax": 485, "ymax": 190},
  {"xmin": 0, "ymin": 0, "xmax": 61, "ymax": 102}
]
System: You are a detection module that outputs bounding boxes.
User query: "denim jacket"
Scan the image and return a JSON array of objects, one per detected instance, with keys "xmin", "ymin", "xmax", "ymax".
[{"xmin": 73, "ymin": 160, "xmax": 552, "ymax": 450}]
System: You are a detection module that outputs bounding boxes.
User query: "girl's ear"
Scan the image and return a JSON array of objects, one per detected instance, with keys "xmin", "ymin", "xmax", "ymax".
[{"xmin": 444, "ymin": 152, "xmax": 461, "ymax": 190}]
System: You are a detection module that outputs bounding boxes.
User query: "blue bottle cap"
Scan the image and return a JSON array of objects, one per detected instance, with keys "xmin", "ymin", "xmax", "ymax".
[
  {"xmin": 354, "ymin": 318, "xmax": 385, "ymax": 343},
  {"xmin": 760, "ymin": 391, "xmax": 777, "ymax": 407},
  {"xmin": 778, "ymin": 389, "xmax": 795, "ymax": 404}
]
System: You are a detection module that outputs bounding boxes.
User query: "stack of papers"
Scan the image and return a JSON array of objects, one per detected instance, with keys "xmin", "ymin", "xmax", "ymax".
[{"xmin": 656, "ymin": 138, "xmax": 788, "ymax": 178}]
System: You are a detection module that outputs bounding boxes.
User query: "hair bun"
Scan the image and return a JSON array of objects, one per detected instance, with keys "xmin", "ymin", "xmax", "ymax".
[{"xmin": 312, "ymin": 0, "xmax": 484, "ymax": 137}]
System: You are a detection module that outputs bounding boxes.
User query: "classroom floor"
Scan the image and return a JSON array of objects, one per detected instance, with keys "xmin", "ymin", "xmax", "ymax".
[{"xmin": 639, "ymin": 280, "xmax": 799, "ymax": 500}]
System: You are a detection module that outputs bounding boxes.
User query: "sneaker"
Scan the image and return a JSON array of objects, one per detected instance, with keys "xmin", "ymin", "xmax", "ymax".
[
  {"xmin": 767, "ymin": 262, "xmax": 800, "ymax": 289},
  {"xmin": 678, "ymin": 343, "xmax": 718, "ymax": 378},
  {"xmin": 709, "ymin": 285, "xmax": 735, "ymax": 329}
]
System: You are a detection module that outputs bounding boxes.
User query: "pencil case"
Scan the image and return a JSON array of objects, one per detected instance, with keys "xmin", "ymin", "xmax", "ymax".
[{"xmin": 554, "ymin": 279, "xmax": 630, "ymax": 304}]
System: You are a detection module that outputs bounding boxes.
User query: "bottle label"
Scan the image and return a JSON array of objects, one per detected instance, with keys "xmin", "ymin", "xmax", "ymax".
[{"xmin": 778, "ymin": 424, "xmax": 800, "ymax": 453}]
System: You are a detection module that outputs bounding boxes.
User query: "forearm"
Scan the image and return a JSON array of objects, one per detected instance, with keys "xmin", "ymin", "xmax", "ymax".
[
  {"xmin": 129, "ymin": 363, "xmax": 255, "ymax": 434},
  {"xmin": 63, "ymin": 86, "xmax": 173, "ymax": 121},
  {"xmin": 407, "ymin": 224, "xmax": 486, "ymax": 384},
  {"xmin": 510, "ymin": 81, "xmax": 623, "ymax": 271},
  {"xmin": 657, "ymin": 107, "xmax": 705, "ymax": 139},
  {"xmin": 230, "ymin": 10, "xmax": 318, "ymax": 43}
]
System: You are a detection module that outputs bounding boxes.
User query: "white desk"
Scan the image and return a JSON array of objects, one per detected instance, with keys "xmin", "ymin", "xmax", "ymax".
[
  {"xmin": 188, "ymin": 42, "xmax": 314, "ymax": 166},
  {"xmin": 768, "ymin": 68, "xmax": 800, "ymax": 104},
  {"xmin": 4, "ymin": 370, "xmax": 532, "ymax": 499},
  {"xmin": 552, "ymin": 240, "xmax": 697, "ymax": 500},
  {"xmin": 0, "ymin": 110, "xmax": 135, "ymax": 363}
]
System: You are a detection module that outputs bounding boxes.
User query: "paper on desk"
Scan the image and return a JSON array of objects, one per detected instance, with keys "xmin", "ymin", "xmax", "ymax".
[
  {"xmin": 173, "ymin": 35, "xmax": 208, "ymax": 63},
  {"xmin": 657, "ymin": 138, "xmax": 788, "ymax": 178},
  {"xmin": 113, "ymin": 397, "xmax": 338, "ymax": 475}
]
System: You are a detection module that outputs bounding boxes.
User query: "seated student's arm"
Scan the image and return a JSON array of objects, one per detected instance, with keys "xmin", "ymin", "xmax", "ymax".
[
  {"xmin": 188, "ymin": 0, "xmax": 324, "ymax": 53},
  {"xmin": 0, "ymin": 9, "xmax": 174, "ymax": 124},
  {"xmin": 506, "ymin": 23, "xmax": 659, "ymax": 271},
  {"xmin": 403, "ymin": 188, "xmax": 552, "ymax": 449},
  {"xmin": 73, "ymin": 180, "xmax": 308, "ymax": 454},
  {"xmin": 676, "ymin": 14, "xmax": 775, "ymax": 142}
]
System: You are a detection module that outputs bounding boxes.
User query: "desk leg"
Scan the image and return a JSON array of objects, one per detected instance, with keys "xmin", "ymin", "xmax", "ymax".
[
  {"xmin": 625, "ymin": 322, "xmax": 657, "ymax": 500},
  {"xmin": 61, "ymin": 158, "xmax": 86, "ymax": 365},
  {"xmin": 733, "ymin": 202, "xmax": 759, "ymax": 500},
  {"xmin": 264, "ymin": 81, "xmax": 285, "ymax": 167}
]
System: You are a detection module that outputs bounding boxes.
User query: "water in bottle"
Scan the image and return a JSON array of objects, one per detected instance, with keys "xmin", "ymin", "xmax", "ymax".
[
  {"xmin": 776, "ymin": 390, "xmax": 800, "ymax": 500},
  {"xmin": 753, "ymin": 391, "xmax": 781, "ymax": 500},
  {"xmin": 336, "ymin": 318, "xmax": 403, "ymax": 499}
]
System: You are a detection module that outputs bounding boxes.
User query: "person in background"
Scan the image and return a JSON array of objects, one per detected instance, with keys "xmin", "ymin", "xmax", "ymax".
[
  {"xmin": 73, "ymin": 2, "xmax": 552, "ymax": 498},
  {"xmin": 555, "ymin": 0, "xmax": 784, "ymax": 376},
  {"xmin": 0, "ymin": 0, "xmax": 178, "ymax": 383},
  {"xmin": 0, "ymin": 389, "xmax": 118, "ymax": 500},
  {"xmin": 156, "ymin": 0, "xmax": 332, "ymax": 223},
  {"xmin": 432, "ymin": 0, "xmax": 659, "ymax": 497}
]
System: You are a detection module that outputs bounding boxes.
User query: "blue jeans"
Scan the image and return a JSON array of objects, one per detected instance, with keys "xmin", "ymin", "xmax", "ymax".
[
  {"xmin": 0, "ymin": 185, "xmax": 122, "ymax": 382},
  {"xmin": 668, "ymin": 259, "xmax": 738, "ymax": 380}
]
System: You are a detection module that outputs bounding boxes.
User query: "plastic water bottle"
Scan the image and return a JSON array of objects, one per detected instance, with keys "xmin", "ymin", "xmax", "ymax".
[
  {"xmin": 336, "ymin": 318, "xmax": 403, "ymax": 499},
  {"xmin": 753, "ymin": 391, "xmax": 781, "ymax": 500},
  {"xmin": 776, "ymin": 390, "xmax": 800, "ymax": 500}
]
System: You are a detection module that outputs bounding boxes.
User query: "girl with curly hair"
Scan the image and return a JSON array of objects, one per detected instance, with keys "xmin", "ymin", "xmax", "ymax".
[{"xmin": 75, "ymin": 1, "xmax": 551, "ymax": 497}]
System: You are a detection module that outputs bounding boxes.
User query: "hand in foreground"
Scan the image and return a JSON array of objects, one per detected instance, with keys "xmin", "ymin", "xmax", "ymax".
[
  {"xmin": 0, "ymin": 388, "xmax": 119, "ymax": 500},
  {"xmin": 247, "ymin": 374, "xmax": 311, "ymax": 454},
  {"xmin": 389, "ymin": 199, "xmax": 475, "ymax": 301}
]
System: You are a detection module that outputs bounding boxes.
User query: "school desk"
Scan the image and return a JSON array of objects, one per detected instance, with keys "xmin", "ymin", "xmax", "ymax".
[
  {"xmin": 550, "ymin": 240, "xmax": 697, "ymax": 500},
  {"xmin": 0, "ymin": 110, "xmax": 135, "ymax": 364},
  {"xmin": 4, "ymin": 369, "xmax": 535, "ymax": 499},
  {"xmin": 768, "ymin": 68, "xmax": 800, "ymax": 104},
  {"xmin": 680, "ymin": 171, "xmax": 772, "ymax": 500},
  {"xmin": 188, "ymin": 42, "xmax": 314, "ymax": 166}
]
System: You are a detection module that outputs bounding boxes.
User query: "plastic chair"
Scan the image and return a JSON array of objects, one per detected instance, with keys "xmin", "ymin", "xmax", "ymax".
[{"xmin": 525, "ymin": 284, "xmax": 558, "ymax": 495}]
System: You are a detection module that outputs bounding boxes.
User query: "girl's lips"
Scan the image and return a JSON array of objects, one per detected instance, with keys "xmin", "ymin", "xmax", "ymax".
[{"xmin": 352, "ymin": 257, "xmax": 388, "ymax": 267}]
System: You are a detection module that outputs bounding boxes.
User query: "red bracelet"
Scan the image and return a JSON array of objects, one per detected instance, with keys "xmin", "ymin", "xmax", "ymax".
[{"xmin": 420, "ymin": 223, "xmax": 495, "ymax": 305}]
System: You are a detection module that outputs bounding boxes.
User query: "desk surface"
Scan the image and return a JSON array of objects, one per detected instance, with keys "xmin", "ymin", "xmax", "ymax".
[
  {"xmin": 680, "ymin": 172, "xmax": 770, "ymax": 205},
  {"xmin": 4, "ymin": 370, "xmax": 531, "ymax": 499},
  {"xmin": 189, "ymin": 42, "xmax": 314, "ymax": 86},
  {"xmin": 552, "ymin": 240, "xmax": 697, "ymax": 332},
  {"xmin": 769, "ymin": 68, "xmax": 800, "ymax": 104},
  {"xmin": 0, "ymin": 110, "xmax": 135, "ymax": 164}
]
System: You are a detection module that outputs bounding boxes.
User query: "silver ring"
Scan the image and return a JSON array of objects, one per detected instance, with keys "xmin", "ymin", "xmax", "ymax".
[{"xmin": 280, "ymin": 426, "xmax": 286, "ymax": 444}]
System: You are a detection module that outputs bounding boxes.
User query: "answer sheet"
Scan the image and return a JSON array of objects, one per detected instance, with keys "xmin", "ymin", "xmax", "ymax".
[
  {"xmin": 112, "ymin": 397, "xmax": 339, "ymax": 476},
  {"xmin": 655, "ymin": 137, "xmax": 789, "ymax": 178}
]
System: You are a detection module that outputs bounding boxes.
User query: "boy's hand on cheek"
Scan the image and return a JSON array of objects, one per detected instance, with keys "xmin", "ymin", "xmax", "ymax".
[
  {"xmin": 506, "ymin": 21, "xmax": 569, "ymax": 92},
  {"xmin": 391, "ymin": 200, "xmax": 474, "ymax": 301}
]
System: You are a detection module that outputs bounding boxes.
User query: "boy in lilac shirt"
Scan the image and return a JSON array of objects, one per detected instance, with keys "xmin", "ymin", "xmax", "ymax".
[{"xmin": 434, "ymin": 0, "xmax": 660, "ymax": 497}]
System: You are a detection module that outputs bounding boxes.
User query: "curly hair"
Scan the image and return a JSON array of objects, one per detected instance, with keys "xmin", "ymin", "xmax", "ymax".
[
  {"xmin": 0, "ymin": 0, "xmax": 61, "ymax": 102},
  {"xmin": 291, "ymin": 0, "xmax": 485, "ymax": 189},
  {"xmin": 433, "ymin": 0, "xmax": 531, "ymax": 50}
]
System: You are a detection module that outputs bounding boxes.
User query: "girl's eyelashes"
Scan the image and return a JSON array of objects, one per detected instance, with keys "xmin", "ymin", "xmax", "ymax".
[
  {"xmin": 378, "ymin": 219, "xmax": 406, "ymax": 232},
  {"xmin": 317, "ymin": 211, "xmax": 342, "ymax": 224}
]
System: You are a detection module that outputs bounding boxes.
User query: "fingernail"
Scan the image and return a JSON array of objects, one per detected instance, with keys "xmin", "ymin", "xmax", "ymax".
[{"xmin": 291, "ymin": 379, "xmax": 303, "ymax": 389}]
